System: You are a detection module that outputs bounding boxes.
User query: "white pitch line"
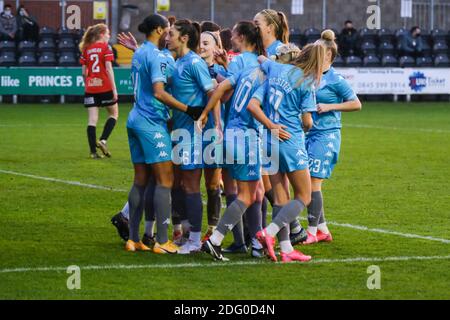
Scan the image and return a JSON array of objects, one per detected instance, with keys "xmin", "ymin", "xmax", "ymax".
[
  {"xmin": 1, "ymin": 169, "xmax": 449, "ymax": 244},
  {"xmin": 1, "ymin": 255, "xmax": 450, "ymax": 274},
  {"xmin": 344, "ymin": 124, "xmax": 450, "ymax": 134},
  {"xmin": 0, "ymin": 169, "xmax": 127, "ymax": 193}
]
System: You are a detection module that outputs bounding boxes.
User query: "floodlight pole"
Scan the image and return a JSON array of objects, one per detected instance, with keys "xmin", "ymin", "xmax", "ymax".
[
  {"xmin": 60, "ymin": 0, "xmax": 66, "ymax": 29},
  {"xmin": 322, "ymin": 0, "xmax": 327, "ymax": 30},
  {"xmin": 267, "ymin": 0, "xmax": 271, "ymax": 9},
  {"xmin": 430, "ymin": 0, "xmax": 434, "ymax": 30},
  {"xmin": 211, "ymin": 0, "xmax": 215, "ymax": 22}
]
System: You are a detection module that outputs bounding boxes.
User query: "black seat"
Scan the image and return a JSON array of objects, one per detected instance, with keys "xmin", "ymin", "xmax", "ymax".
[
  {"xmin": 381, "ymin": 55, "xmax": 398, "ymax": 67},
  {"xmin": 58, "ymin": 27, "xmax": 74, "ymax": 41},
  {"xmin": 0, "ymin": 51, "xmax": 16, "ymax": 66},
  {"xmin": 304, "ymin": 28, "xmax": 321, "ymax": 43},
  {"xmin": 421, "ymin": 41, "xmax": 432, "ymax": 57},
  {"xmin": 361, "ymin": 41, "xmax": 377, "ymax": 56},
  {"xmin": 38, "ymin": 52, "xmax": 57, "ymax": 66},
  {"xmin": 345, "ymin": 55, "xmax": 362, "ymax": 67},
  {"xmin": 38, "ymin": 39, "xmax": 56, "ymax": 53},
  {"xmin": 58, "ymin": 39, "xmax": 76, "ymax": 53},
  {"xmin": 18, "ymin": 40, "xmax": 36, "ymax": 55},
  {"xmin": 399, "ymin": 55, "xmax": 416, "ymax": 68},
  {"xmin": 39, "ymin": 26, "xmax": 56, "ymax": 41},
  {"xmin": 18, "ymin": 54, "xmax": 37, "ymax": 66},
  {"xmin": 431, "ymin": 28, "xmax": 447, "ymax": 43},
  {"xmin": 0, "ymin": 40, "xmax": 16, "ymax": 54},
  {"xmin": 378, "ymin": 28, "xmax": 394, "ymax": 44},
  {"xmin": 58, "ymin": 53, "xmax": 78, "ymax": 66},
  {"xmin": 363, "ymin": 55, "xmax": 380, "ymax": 67},
  {"xmin": 434, "ymin": 54, "xmax": 450, "ymax": 67},
  {"xmin": 416, "ymin": 56, "xmax": 433, "ymax": 67},
  {"xmin": 432, "ymin": 41, "xmax": 449, "ymax": 55},
  {"xmin": 378, "ymin": 41, "xmax": 395, "ymax": 56},
  {"xmin": 359, "ymin": 28, "xmax": 377, "ymax": 43},
  {"xmin": 332, "ymin": 55, "xmax": 344, "ymax": 68},
  {"xmin": 289, "ymin": 28, "xmax": 302, "ymax": 46}
]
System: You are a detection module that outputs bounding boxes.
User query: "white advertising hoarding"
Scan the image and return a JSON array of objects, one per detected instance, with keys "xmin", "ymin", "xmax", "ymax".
[{"xmin": 335, "ymin": 68, "xmax": 450, "ymax": 95}]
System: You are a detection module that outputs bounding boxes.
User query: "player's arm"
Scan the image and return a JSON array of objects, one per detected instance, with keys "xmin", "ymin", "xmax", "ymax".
[
  {"xmin": 198, "ymin": 80, "xmax": 232, "ymax": 129},
  {"xmin": 153, "ymin": 82, "xmax": 187, "ymax": 113},
  {"xmin": 105, "ymin": 61, "xmax": 118, "ymax": 100},
  {"xmin": 81, "ymin": 65, "xmax": 87, "ymax": 82},
  {"xmin": 117, "ymin": 32, "xmax": 139, "ymax": 52},
  {"xmin": 317, "ymin": 97, "xmax": 362, "ymax": 114},
  {"xmin": 247, "ymin": 98, "xmax": 291, "ymax": 141},
  {"xmin": 301, "ymin": 112, "xmax": 313, "ymax": 132}
]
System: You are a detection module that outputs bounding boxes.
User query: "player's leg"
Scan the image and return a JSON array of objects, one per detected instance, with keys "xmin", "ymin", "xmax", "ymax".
[
  {"xmin": 86, "ymin": 106, "xmax": 100, "ymax": 158},
  {"xmin": 111, "ymin": 201, "xmax": 129, "ymax": 241},
  {"xmin": 203, "ymin": 167, "xmax": 222, "ymax": 241},
  {"xmin": 142, "ymin": 173, "xmax": 156, "ymax": 247},
  {"xmin": 178, "ymin": 168, "xmax": 203, "ymax": 254},
  {"xmin": 97, "ymin": 101, "xmax": 118, "ymax": 157},
  {"xmin": 203, "ymin": 179, "xmax": 258, "ymax": 261},
  {"xmin": 171, "ymin": 165, "xmax": 186, "ymax": 244},
  {"xmin": 246, "ymin": 180, "xmax": 264, "ymax": 258}
]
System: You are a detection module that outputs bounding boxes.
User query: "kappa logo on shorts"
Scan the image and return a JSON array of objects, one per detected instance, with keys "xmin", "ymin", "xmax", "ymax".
[
  {"xmin": 328, "ymin": 133, "xmax": 337, "ymax": 140},
  {"xmin": 248, "ymin": 170, "xmax": 257, "ymax": 176},
  {"xmin": 154, "ymin": 132, "xmax": 164, "ymax": 139},
  {"xmin": 325, "ymin": 151, "xmax": 333, "ymax": 158},
  {"xmin": 156, "ymin": 142, "xmax": 166, "ymax": 148},
  {"xmin": 296, "ymin": 149, "xmax": 306, "ymax": 157},
  {"xmin": 322, "ymin": 169, "xmax": 327, "ymax": 175},
  {"xmin": 297, "ymin": 159, "xmax": 306, "ymax": 166},
  {"xmin": 327, "ymin": 142, "xmax": 334, "ymax": 149},
  {"xmin": 84, "ymin": 97, "xmax": 95, "ymax": 105},
  {"xmin": 323, "ymin": 160, "xmax": 330, "ymax": 165},
  {"xmin": 158, "ymin": 151, "xmax": 168, "ymax": 158}
]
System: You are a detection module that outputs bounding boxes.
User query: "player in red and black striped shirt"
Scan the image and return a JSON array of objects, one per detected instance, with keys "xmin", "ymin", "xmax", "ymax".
[{"xmin": 79, "ymin": 24, "xmax": 119, "ymax": 159}]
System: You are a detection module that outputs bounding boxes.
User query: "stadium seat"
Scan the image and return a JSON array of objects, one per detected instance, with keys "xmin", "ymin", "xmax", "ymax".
[
  {"xmin": 430, "ymin": 28, "xmax": 447, "ymax": 43},
  {"xmin": 363, "ymin": 55, "xmax": 381, "ymax": 67},
  {"xmin": 416, "ymin": 56, "xmax": 434, "ymax": 67},
  {"xmin": 38, "ymin": 52, "xmax": 57, "ymax": 66},
  {"xmin": 361, "ymin": 41, "xmax": 377, "ymax": 56},
  {"xmin": 39, "ymin": 26, "xmax": 56, "ymax": 41},
  {"xmin": 399, "ymin": 55, "xmax": 416, "ymax": 68},
  {"xmin": 332, "ymin": 55, "xmax": 344, "ymax": 67},
  {"xmin": 58, "ymin": 53, "xmax": 78, "ymax": 66},
  {"xmin": 18, "ymin": 54, "xmax": 37, "ymax": 66},
  {"xmin": 345, "ymin": 55, "xmax": 362, "ymax": 67},
  {"xmin": 57, "ymin": 39, "xmax": 76, "ymax": 53},
  {"xmin": 289, "ymin": 28, "xmax": 302, "ymax": 46},
  {"xmin": 0, "ymin": 51, "xmax": 16, "ymax": 66},
  {"xmin": 432, "ymin": 41, "xmax": 449, "ymax": 55},
  {"xmin": 38, "ymin": 39, "xmax": 56, "ymax": 53},
  {"xmin": 304, "ymin": 28, "xmax": 321, "ymax": 43},
  {"xmin": 434, "ymin": 54, "xmax": 450, "ymax": 67},
  {"xmin": 359, "ymin": 28, "xmax": 377, "ymax": 43},
  {"xmin": 378, "ymin": 41, "xmax": 395, "ymax": 56},
  {"xmin": 421, "ymin": 41, "xmax": 432, "ymax": 57},
  {"xmin": 378, "ymin": 28, "xmax": 394, "ymax": 44},
  {"xmin": 0, "ymin": 40, "xmax": 16, "ymax": 54},
  {"xmin": 58, "ymin": 27, "xmax": 74, "ymax": 41},
  {"xmin": 381, "ymin": 55, "xmax": 398, "ymax": 67},
  {"xmin": 18, "ymin": 41, "xmax": 37, "ymax": 55}
]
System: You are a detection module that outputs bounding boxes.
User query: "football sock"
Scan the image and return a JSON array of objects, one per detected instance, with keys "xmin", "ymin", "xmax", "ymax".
[
  {"xmin": 99, "ymin": 117, "xmax": 116, "ymax": 141},
  {"xmin": 171, "ymin": 187, "xmax": 185, "ymax": 225},
  {"xmin": 290, "ymin": 219, "xmax": 302, "ymax": 234},
  {"xmin": 120, "ymin": 202, "xmax": 129, "ymax": 220},
  {"xmin": 207, "ymin": 188, "xmax": 221, "ymax": 227},
  {"xmin": 185, "ymin": 193, "xmax": 203, "ymax": 233},
  {"xmin": 216, "ymin": 199, "xmax": 248, "ymax": 238},
  {"xmin": 128, "ymin": 184, "xmax": 145, "ymax": 242},
  {"xmin": 87, "ymin": 125, "xmax": 97, "ymax": 154},
  {"xmin": 245, "ymin": 201, "xmax": 262, "ymax": 238},
  {"xmin": 189, "ymin": 231, "xmax": 201, "ymax": 244},
  {"xmin": 209, "ymin": 230, "xmax": 225, "ymax": 246},
  {"xmin": 144, "ymin": 180, "xmax": 156, "ymax": 222},
  {"xmin": 226, "ymin": 194, "xmax": 245, "ymax": 247},
  {"xmin": 261, "ymin": 197, "xmax": 268, "ymax": 228},
  {"xmin": 264, "ymin": 188, "xmax": 274, "ymax": 207},
  {"xmin": 145, "ymin": 221, "xmax": 155, "ymax": 237},
  {"xmin": 265, "ymin": 205, "xmax": 282, "ymax": 237},
  {"xmin": 154, "ymin": 185, "xmax": 172, "ymax": 244},
  {"xmin": 272, "ymin": 199, "xmax": 306, "ymax": 232},
  {"xmin": 318, "ymin": 222, "xmax": 330, "ymax": 234},
  {"xmin": 272, "ymin": 204, "xmax": 289, "ymax": 243},
  {"xmin": 279, "ymin": 240, "xmax": 294, "ymax": 254},
  {"xmin": 307, "ymin": 191, "xmax": 323, "ymax": 236}
]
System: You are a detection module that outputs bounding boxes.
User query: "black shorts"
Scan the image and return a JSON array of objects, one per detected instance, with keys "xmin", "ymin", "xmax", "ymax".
[{"xmin": 84, "ymin": 91, "xmax": 117, "ymax": 108}]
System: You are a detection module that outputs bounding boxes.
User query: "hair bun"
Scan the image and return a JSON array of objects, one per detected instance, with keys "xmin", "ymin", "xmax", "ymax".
[
  {"xmin": 321, "ymin": 29, "xmax": 335, "ymax": 42},
  {"xmin": 138, "ymin": 22, "xmax": 148, "ymax": 34}
]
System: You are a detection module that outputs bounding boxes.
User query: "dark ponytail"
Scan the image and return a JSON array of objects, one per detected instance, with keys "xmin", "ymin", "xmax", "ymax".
[
  {"xmin": 234, "ymin": 21, "xmax": 265, "ymax": 56},
  {"xmin": 174, "ymin": 19, "xmax": 201, "ymax": 53},
  {"xmin": 138, "ymin": 14, "xmax": 169, "ymax": 37}
]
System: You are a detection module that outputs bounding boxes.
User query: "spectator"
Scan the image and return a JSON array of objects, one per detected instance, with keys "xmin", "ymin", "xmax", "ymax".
[
  {"xmin": 219, "ymin": 28, "xmax": 238, "ymax": 62},
  {"xmin": 399, "ymin": 26, "xmax": 423, "ymax": 58},
  {"xmin": 339, "ymin": 20, "xmax": 359, "ymax": 57},
  {"xmin": 0, "ymin": 4, "xmax": 17, "ymax": 41},
  {"xmin": 16, "ymin": 5, "xmax": 39, "ymax": 42}
]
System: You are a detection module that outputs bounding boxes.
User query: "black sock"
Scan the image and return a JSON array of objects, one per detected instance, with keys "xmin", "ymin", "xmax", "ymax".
[
  {"xmin": 207, "ymin": 188, "xmax": 221, "ymax": 226},
  {"xmin": 261, "ymin": 197, "xmax": 268, "ymax": 228},
  {"xmin": 264, "ymin": 189, "xmax": 274, "ymax": 207},
  {"xmin": 87, "ymin": 125, "xmax": 97, "ymax": 154},
  {"xmin": 100, "ymin": 117, "xmax": 117, "ymax": 141}
]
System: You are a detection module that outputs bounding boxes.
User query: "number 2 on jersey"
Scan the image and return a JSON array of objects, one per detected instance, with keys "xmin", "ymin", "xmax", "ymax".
[{"xmin": 90, "ymin": 54, "xmax": 100, "ymax": 73}]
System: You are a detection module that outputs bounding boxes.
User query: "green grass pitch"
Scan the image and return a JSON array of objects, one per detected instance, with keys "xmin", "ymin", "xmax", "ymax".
[{"xmin": 0, "ymin": 101, "xmax": 449, "ymax": 300}]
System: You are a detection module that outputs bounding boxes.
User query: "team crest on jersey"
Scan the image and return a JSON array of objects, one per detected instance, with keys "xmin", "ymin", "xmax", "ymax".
[{"xmin": 160, "ymin": 63, "xmax": 167, "ymax": 75}]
